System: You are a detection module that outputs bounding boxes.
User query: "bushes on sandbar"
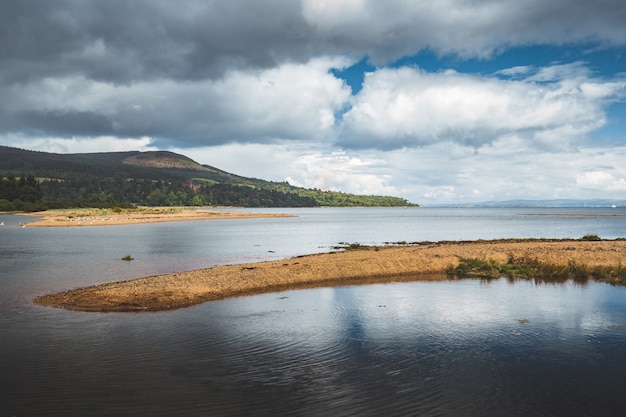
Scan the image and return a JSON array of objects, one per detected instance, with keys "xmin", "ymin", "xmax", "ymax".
[{"xmin": 448, "ymin": 256, "xmax": 626, "ymax": 286}]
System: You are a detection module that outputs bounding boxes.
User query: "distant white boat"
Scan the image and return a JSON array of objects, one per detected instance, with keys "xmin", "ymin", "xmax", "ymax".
[
  {"xmin": 612, "ymin": 205, "xmax": 617, "ymax": 208},
  {"xmin": 0, "ymin": 222, "xmax": 4, "ymax": 226}
]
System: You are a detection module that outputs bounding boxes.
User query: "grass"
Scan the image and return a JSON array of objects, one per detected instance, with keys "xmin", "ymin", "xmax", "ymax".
[
  {"xmin": 60, "ymin": 206, "xmax": 189, "ymax": 218},
  {"xmin": 448, "ymin": 256, "xmax": 626, "ymax": 285},
  {"xmin": 333, "ymin": 242, "xmax": 367, "ymax": 251}
]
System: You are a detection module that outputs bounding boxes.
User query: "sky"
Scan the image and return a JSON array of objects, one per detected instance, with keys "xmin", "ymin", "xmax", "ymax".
[{"xmin": 1, "ymin": 0, "xmax": 626, "ymax": 205}]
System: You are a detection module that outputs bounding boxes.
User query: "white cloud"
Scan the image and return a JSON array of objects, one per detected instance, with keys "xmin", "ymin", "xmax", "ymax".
[
  {"xmin": 181, "ymin": 142, "xmax": 395, "ymax": 196},
  {"xmin": 174, "ymin": 138, "xmax": 626, "ymax": 205},
  {"xmin": 287, "ymin": 150, "xmax": 393, "ymax": 194},
  {"xmin": 525, "ymin": 61, "xmax": 591, "ymax": 82},
  {"xmin": 340, "ymin": 65, "xmax": 624, "ymax": 150},
  {"xmin": 495, "ymin": 66, "xmax": 535, "ymax": 77},
  {"xmin": 576, "ymin": 171, "xmax": 626, "ymax": 191},
  {"xmin": 0, "ymin": 134, "xmax": 156, "ymax": 154}
]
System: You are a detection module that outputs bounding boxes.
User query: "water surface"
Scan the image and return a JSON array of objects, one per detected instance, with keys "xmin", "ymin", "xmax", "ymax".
[{"xmin": 2, "ymin": 208, "xmax": 626, "ymax": 415}]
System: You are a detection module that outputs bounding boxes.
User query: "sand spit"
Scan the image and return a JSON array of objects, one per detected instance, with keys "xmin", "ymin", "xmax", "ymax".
[
  {"xmin": 34, "ymin": 239, "xmax": 626, "ymax": 312},
  {"xmin": 21, "ymin": 207, "xmax": 293, "ymax": 227}
]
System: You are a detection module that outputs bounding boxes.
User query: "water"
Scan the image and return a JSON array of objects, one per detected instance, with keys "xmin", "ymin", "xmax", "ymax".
[{"xmin": 1, "ymin": 207, "xmax": 626, "ymax": 416}]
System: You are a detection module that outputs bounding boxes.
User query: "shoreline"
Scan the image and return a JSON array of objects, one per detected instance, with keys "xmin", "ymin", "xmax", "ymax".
[
  {"xmin": 19, "ymin": 207, "xmax": 293, "ymax": 227},
  {"xmin": 34, "ymin": 239, "xmax": 626, "ymax": 312}
]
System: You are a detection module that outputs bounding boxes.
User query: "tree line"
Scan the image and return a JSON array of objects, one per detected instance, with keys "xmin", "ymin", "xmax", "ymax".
[
  {"xmin": 1, "ymin": 173, "xmax": 416, "ymax": 211},
  {"xmin": 1, "ymin": 174, "xmax": 317, "ymax": 211},
  {"xmin": 0, "ymin": 174, "xmax": 44, "ymax": 211}
]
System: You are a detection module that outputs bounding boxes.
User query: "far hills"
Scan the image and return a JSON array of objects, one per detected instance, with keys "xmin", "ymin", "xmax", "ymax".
[
  {"xmin": 426, "ymin": 199, "xmax": 626, "ymax": 208},
  {"xmin": 0, "ymin": 146, "xmax": 417, "ymax": 210}
]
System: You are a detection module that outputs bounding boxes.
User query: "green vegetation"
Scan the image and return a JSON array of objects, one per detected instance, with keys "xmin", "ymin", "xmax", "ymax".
[
  {"xmin": 0, "ymin": 173, "xmax": 44, "ymax": 211},
  {"xmin": 581, "ymin": 234, "xmax": 602, "ymax": 241},
  {"xmin": 268, "ymin": 182, "xmax": 416, "ymax": 207},
  {"xmin": 0, "ymin": 146, "xmax": 418, "ymax": 209},
  {"xmin": 447, "ymin": 256, "xmax": 626, "ymax": 286},
  {"xmin": 121, "ymin": 255, "xmax": 134, "ymax": 261},
  {"xmin": 338, "ymin": 242, "xmax": 365, "ymax": 251}
]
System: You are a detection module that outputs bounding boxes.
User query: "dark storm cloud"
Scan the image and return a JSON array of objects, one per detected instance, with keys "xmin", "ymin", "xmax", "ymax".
[
  {"xmin": 3, "ymin": 0, "xmax": 625, "ymax": 85},
  {"xmin": 0, "ymin": 0, "xmax": 318, "ymax": 84},
  {"xmin": 14, "ymin": 110, "xmax": 115, "ymax": 137}
]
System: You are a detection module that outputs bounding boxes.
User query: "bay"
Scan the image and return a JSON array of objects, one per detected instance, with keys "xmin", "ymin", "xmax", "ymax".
[{"xmin": 1, "ymin": 207, "xmax": 626, "ymax": 416}]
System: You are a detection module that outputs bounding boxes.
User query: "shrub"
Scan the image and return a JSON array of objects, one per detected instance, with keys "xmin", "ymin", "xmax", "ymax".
[
  {"xmin": 0, "ymin": 199, "xmax": 13, "ymax": 211},
  {"xmin": 448, "ymin": 257, "xmax": 502, "ymax": 278}
]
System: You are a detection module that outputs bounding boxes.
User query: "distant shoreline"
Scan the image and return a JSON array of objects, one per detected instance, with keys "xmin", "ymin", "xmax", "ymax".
[
  {"xmin": 523, "ymin": 213, "xmax": 626, "ymax": 217},
  {"xmin": 18, "ymin": 207, "xmax": 293, "ymax": 227},
  {"xmin": 34, "ymin": 239, "xmax": 626, "ymax": 312}
]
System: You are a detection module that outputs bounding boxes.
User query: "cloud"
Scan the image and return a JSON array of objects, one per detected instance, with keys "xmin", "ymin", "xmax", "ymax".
[
  {"xmin": 372, "ymin": 142, "xmax": 626, "ymax": 204},
  {"xmin": 286, "ymin": 150, "xmax": 393, "ymax": 194},
  {"xmin": 167, "ymin": 139, "xmax": 626, "ymax": 204},
  {"xmin": 339, "ymin": 65, "xmax": 625, "ymax": 150},
  {"xmin": 1, "ymin": 57, "xmax": 352, "ymax": 146},
  {"xmin": 182, "ymin": 143, "xmax": 395, "ymax": 196},
  {"xmin": 2, "ymin": 0, "xmax": 626, "ymax": 204},
  {"xmin": 302, "ymin": 0, "xmax": 626, "ymax": 62},
  {"xmin": 0, "ymin": 0, "xmax": 316, "ymax": 84},
  {"xmin": 2, "ymin": 133, "xmax": 155, "ymax": 154},
  {"xmin": 495, "ymin": 66, "xmax": 535, "ymax": 78},
  {"xmin": 1, "ymin": 1, "xmax": 625, "ymax": 149},
  {"xmin": 576, "ymin": 171, "xmax": 626, "ymax": 191},
  {"xmin": 2, "ymin": 0, "xmax": 626, "ymax": 87}
]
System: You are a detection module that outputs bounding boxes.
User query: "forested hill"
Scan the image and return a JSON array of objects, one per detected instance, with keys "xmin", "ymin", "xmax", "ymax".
[{"xmin": 0, "ymin": 146, "xmax": 418, "ymax": 210}]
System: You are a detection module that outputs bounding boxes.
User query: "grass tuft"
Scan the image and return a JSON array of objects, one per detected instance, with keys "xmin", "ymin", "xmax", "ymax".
[{"xmin": 449, "ymin": 256, "xmax": 626, "ymax": 286}]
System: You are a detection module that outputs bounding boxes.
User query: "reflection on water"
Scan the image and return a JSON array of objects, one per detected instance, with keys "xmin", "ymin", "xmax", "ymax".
[
  {"xmin": 4, "ymin": 279, "xmax": 626, "ymax": 416},
  {"xmin": 2, "ymin": 208, "xmax": 626, "ymax": 415}
]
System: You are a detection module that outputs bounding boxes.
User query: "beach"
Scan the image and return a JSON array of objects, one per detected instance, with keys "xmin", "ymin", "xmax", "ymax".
[
  {"xmin": 20, "ymin": 207, "xmax": 293, "ymax": 227},
  {"xmin": 34, "ymin": 239, "xmax": 626, "ymax": 312}
]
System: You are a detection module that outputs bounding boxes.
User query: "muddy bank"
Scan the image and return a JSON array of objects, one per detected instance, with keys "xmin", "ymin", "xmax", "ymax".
[{"xmin": 34, "ymin": 239, "xmax": 626, "ymax": 312}]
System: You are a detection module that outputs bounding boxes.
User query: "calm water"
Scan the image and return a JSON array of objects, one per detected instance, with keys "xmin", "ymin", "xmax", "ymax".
[{"xmin": 1, "ymin": 207, "xmax": 626, "ymax": 416}]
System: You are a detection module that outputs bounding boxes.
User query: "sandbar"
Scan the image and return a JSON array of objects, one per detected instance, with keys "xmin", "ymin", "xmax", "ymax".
[
  {"xmin": 34, "ymin": 239, "xmax": 626, "ymax": 312},
  {"xmin": 20, "ymin": 207, "xmax": 293, "ymax": 227}
]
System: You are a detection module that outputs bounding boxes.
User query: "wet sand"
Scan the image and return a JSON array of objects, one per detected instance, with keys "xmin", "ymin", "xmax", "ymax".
[
  {"xmin": 21, "ymin": 207, "xmax": 293, "ymax": 227},
  {"xmin": 34, "ymin": 239, "xmax": 626, "ymax": 312}
]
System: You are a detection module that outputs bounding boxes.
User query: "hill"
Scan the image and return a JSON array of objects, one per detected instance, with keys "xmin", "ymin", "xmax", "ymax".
[{"xmin": 0, "ymin": 146, "xmax": 418, "ymax": 209}]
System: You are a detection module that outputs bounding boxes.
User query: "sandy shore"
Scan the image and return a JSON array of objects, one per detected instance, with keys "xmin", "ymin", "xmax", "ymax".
[
  {"xmin": 21, "ymin": 207, "xmax": 293, "ymax": 227},
  {"xmin": 34, "ymin": 239, "xmax": 626, "ymax": 312}
]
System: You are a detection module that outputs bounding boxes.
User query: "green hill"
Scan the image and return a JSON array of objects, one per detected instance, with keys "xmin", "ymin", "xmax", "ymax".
[{"xmin": 0, "ymin": 146, "xmax": 418, "ymax": 209}]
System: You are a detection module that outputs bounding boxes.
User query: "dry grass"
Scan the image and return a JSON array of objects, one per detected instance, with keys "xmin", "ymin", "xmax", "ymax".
[{"xmin": 34, "ymin": 239, "xmax": 626, "ymax": 312}]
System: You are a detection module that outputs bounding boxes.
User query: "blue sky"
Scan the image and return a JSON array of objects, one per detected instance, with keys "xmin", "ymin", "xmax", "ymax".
[{"xmin": 1, "ymin": 0, "xmax": 626, "ymax": 204}]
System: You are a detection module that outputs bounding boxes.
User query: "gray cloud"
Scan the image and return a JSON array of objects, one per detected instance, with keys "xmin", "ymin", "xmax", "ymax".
[
  {"xmin": 2, "ymin": 0, "xmax": 625, "ymax": 85},
  {"xmin": 0, "ymin": 57, "xmax": 351, "ymax": 146},
  {"xmin": 1, "ymin": 0, "xmax": 626, "ymax": 149},
  {"xmin": 0, "ymin": 0, "xmax": 317, "ymax": 84},
  {"xmin": 14, "ymin": 109, "xmax": 115, "ymax": 137}
]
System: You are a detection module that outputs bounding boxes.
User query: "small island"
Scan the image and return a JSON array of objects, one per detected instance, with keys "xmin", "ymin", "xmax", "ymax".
[
  {"xmin": 21, "ymin": 207, "xmax": 293, "ymax": 227},
  {"xmin": 34, "ymin": 238, "xmax": 626, "ymax": 312}
]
